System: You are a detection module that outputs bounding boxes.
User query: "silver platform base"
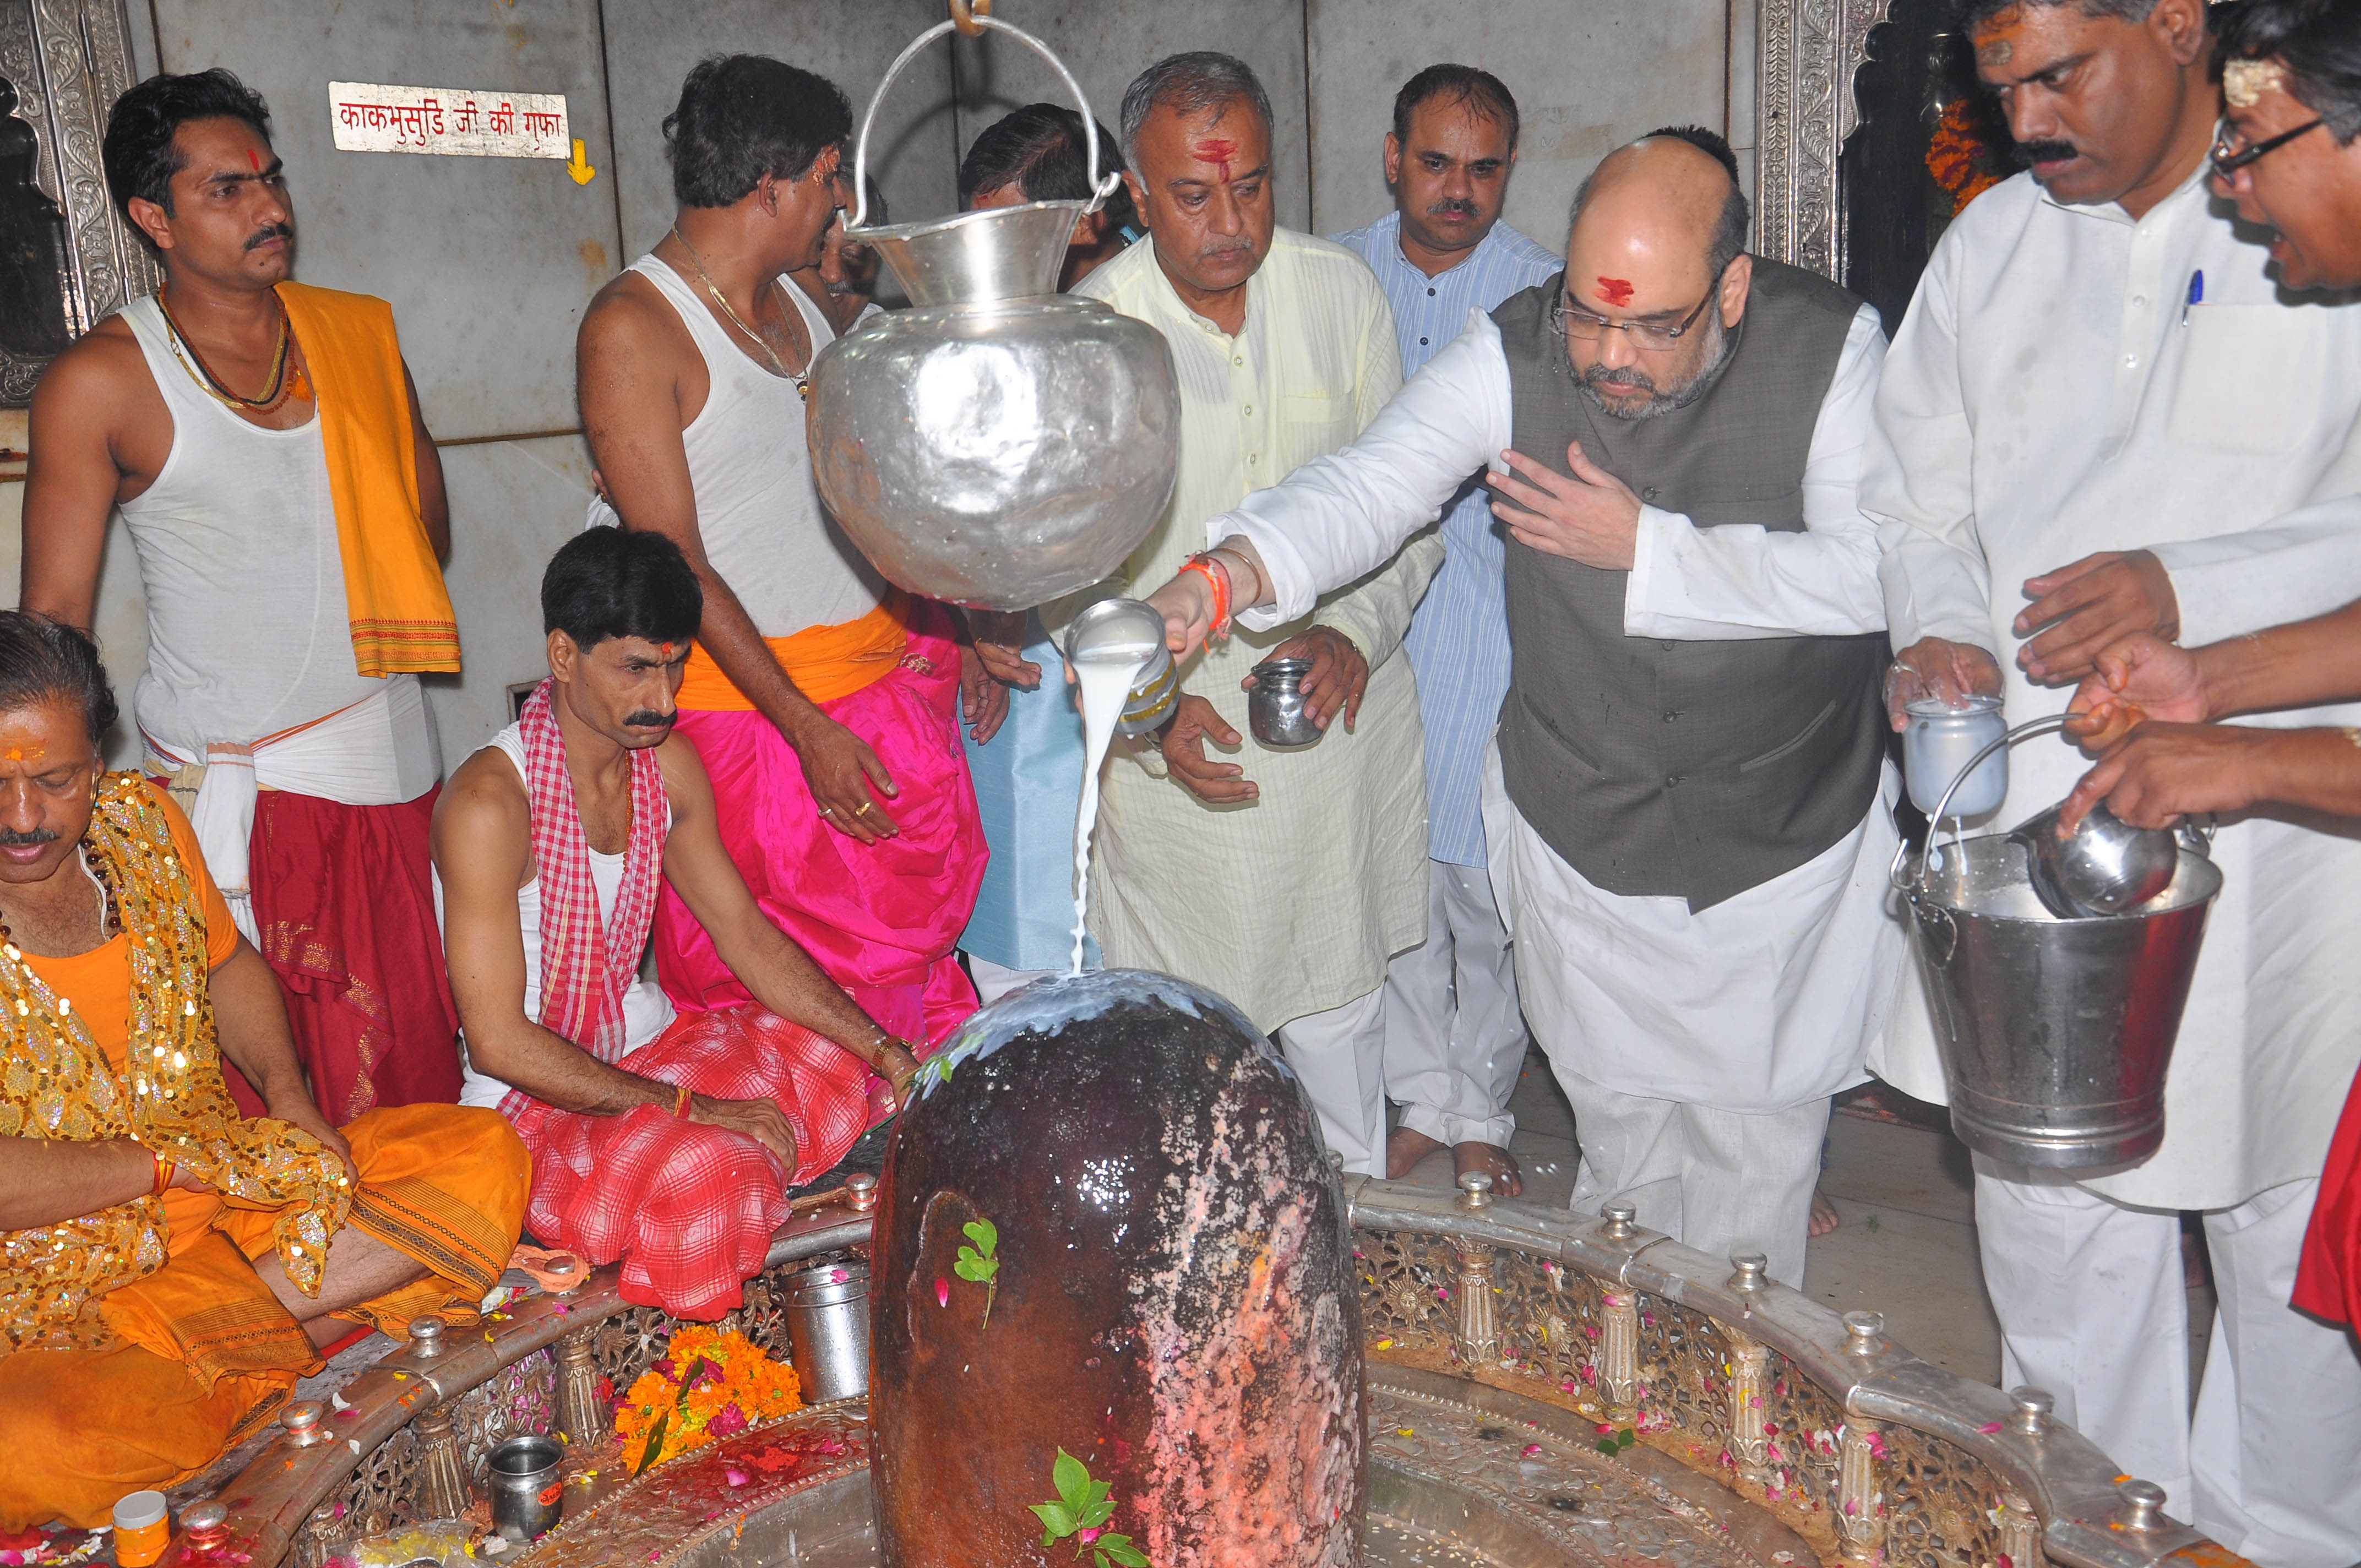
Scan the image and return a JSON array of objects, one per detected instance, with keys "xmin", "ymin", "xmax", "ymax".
[{"xmin": 520, "ymin": 1369, "xmax": 1814, "ymax": 1568}]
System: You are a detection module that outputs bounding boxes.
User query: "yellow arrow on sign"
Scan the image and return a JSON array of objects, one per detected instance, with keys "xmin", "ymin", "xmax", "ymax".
[{"xmin": 567, "ymin": 138, "xmax": 596, "ymax": 185}]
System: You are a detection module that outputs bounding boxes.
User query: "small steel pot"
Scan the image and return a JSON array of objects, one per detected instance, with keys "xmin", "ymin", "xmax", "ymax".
[
  {"xmin": 488, "ymin": 1434, "xmax": 564, "ymax": 1541},
  {"xmin": 1248, "ymin": 657, "xmax": 1323, "ymax": 749},
  {"xmin": 785, "ymin": 1258, "xmax": 871, "ymax": 1404}
]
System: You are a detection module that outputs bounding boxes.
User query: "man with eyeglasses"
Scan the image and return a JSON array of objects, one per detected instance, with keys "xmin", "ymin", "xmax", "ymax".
[
  {"xmin": 1863, "ymin": 0, "xmax": 2361, "ymax": 1556},
  {"xmin": 1136, "ymin": 126, "xmax": 1899, "ymax": 1289}
]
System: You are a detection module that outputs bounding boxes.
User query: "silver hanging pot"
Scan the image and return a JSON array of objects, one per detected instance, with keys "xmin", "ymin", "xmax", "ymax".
[
  {"xmin": 807, "ymin": 17, "xmax": 1180, "ymax": 611},
  {"xmin": 1888, "ymin": 715, "xmax": 2221, "ymax": 1170}
]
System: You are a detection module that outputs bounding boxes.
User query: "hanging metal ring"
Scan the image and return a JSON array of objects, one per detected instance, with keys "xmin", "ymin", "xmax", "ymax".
[{"xmin": 949, "ymin": 0, "xmax": 992, "ymax": 39}]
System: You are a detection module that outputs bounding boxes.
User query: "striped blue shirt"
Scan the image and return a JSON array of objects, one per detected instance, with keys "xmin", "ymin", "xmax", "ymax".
[{"xmin": 1330, "ymin": 210, "xmax": 1561, "ymax": 866}]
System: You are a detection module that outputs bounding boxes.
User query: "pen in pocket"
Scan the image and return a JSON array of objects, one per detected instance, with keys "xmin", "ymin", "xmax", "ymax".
[{"xmin": 2180, "ymin": 269, "xmax": 2204, "ymax": 325}]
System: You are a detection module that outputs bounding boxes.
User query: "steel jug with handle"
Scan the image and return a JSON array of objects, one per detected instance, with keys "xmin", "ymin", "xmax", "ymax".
[{"xmin": 806, "ymin": 15, "xmax": 1180, "ymax": 611}]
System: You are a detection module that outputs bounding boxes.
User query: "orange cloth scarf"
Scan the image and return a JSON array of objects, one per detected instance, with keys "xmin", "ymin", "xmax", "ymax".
[
  {"xmin": 677, "ymin": 595, "xmax": 912, "ymax": 711},
  {"xmin": 276, "ymin": 281, "xmax": 461, "ymax": 677}
]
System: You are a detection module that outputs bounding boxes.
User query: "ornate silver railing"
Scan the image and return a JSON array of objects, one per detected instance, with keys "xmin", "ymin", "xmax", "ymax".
[{"xmin": 177, "ymin": 1177, "xmax": 2238, "ymax": 1568}]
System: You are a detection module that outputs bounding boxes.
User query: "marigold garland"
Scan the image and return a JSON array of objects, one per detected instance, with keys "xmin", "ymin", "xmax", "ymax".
[
  {"xmin": 1925, "ymin": 97, "xmax": 2004, "ymax": 213},
  {"xmin": 613, "ymin": 1326, "xmax": 803, "ymax": 1473}
]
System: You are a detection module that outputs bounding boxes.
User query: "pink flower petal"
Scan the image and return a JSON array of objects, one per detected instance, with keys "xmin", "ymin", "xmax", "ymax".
[
  {"xmin": 935, "ymin": 1277, "xmax": 950, "ymax": 1308},
  {"xmin": 1978, "ymin": 1422, "xmax": 2003, "ymax": 1435},
  {"xmin": 725, "ymin": 1467, "xmax": 749, "ymax": 1488}
]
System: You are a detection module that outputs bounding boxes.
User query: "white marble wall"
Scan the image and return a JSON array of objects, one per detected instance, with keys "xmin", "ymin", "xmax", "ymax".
[
  {"xmin": 20, "ymin": 0, "xmax": 1744, "ymax": 774},
  {"xmin": 601, "ymin": 0, "xmax": 955, "ymax": 263},
  {"xmin": 1303, "ymin": 0, "xmax": 1733, "ymax": 249},
  {"xmin": 946, "ymin": 8, "xmax": 1314, "ymax": 232}
]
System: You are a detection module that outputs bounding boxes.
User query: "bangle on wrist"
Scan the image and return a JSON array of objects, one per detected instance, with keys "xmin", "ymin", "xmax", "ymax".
[{"xmin": 1207, "ymin": 546, "xmax": 1256, "ymax": 611}]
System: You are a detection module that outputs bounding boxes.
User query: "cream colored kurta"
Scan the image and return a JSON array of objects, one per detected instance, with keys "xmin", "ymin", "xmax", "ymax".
[
  {"xmin": 1863, "ymin": 165, "xmax": 2361, "ymax": 1212},
  {"xmin": 1071, "ymin": 230, "xmax": 1442, "ymax": 1032}
]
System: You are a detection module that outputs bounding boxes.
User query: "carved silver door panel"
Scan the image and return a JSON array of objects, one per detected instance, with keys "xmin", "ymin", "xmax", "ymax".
[
  {"xmin": 1756, "ymin": 0, "xmax": 1896, "ymax": 281},
  {"xmin": 0, "ymin": 0, "xmax": 154, "ymax": 405}
]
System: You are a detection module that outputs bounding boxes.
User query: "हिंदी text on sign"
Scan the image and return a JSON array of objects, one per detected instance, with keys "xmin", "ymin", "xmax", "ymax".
[{"xmin": 329, "ymin": 81, "xmax": 569, "ymax": 159}]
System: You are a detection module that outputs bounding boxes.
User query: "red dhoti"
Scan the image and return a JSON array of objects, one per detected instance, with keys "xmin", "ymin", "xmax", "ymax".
[
  {"xmin": 510, "ymin": 1006, "xmax": 882, "ymax": 1319},
  {"xmin": 2294, "ymin": 1063, "xmax": 2361, "ymax": 1328},
  {"xmin": 248, "ymin": 787, "xmax": 463, "ymax": 1120},
  {"xmin": 655, "ymin": 598, "xmax": 987, "ymax": 1049}
]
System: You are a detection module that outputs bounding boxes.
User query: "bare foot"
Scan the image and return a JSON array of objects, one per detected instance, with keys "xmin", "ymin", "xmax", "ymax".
[
  {"xmin": 1810, "ymin": 1189, "xmax": 1840, "ymax": 1237},
  {"xmin": 1388, "ymin": 1126, "xmax": 1445, "ymax": 1180},
  {"xmin": 1455, "ymin": 1141, "xmax": 1522, "ymax": 1199}
]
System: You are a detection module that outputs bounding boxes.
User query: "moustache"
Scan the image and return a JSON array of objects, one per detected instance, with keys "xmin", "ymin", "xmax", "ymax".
[
  {"xmin": 2014, "ymin": 140, "xmax": 2078, "ymax": 168},
  {"xmin": 1581, "ymin": 364, "xmax": 1660, "ymax": 394},
  {"xmin": 0, "ymin": 826, "xmax": 60, "ymax": 847},
  {"xmin": 1198, "ymin": 237, "xmax": 1254, "ymax": 262},
  {"xmin": 246, "ymin": 222, "xmax": 293, "ymax": 252},
  {"xmin": 1425, "ymin": 198, "xmax": 1479, "ymax": 220},
  {"xmin": 621, "ymin": 711, "xmax": 674, "ymax": 731}
]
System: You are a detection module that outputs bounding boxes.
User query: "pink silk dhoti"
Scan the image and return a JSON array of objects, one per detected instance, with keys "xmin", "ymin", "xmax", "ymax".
[
  {"xmin": 512, "ymin": 1006, "xmax": 879, "ymax": 1319},
  {"xmin": 655, "ymin": 601, "xmax": 987, "ymax": 1049}
]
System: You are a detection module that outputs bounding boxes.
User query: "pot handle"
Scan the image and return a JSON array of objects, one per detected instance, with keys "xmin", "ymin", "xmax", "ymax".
[
  {"xmin": 847, "ymin": 14, "xmax": 1125, "ymax": 232},
  {"xmin": 1900, "ymin": 712, "xmax": 2072, "ymax": 894}
]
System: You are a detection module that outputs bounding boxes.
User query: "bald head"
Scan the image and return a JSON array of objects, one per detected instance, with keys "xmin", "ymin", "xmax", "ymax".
[
  {"xmin": 1555, "ymin": 127, "xmax": 1753, "ymax": 420},
  {"xmin": 1566, "ymin": 130, "xmax": 1748, "ymax": 312}
]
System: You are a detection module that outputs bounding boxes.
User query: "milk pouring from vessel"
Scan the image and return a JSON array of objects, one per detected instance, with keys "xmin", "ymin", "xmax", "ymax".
[{"xmin": 1062, "ymin": 598, "xmax": 1178, "ymax": 737}]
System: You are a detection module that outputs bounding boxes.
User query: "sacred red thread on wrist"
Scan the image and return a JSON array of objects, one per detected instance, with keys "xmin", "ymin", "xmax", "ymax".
[
  {"xmin": 152, "ymin": 1152, "xmax": 173, "ymax": 1197},
  {"xmin": 672, "ymin": 1084, "xmax": 693, "ymax": 1119},
  {"xmin": 1182, "ymin": 551, "xmax": 1233, "ymax": 641}
]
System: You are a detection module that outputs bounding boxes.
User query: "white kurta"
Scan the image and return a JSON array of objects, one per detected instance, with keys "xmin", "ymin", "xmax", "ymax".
[
  {"xmin": 1207, "ymin": 297, "xmax": 1903, "ymax": 1111},
  {"xmin": 1862, "ymin": 165, "xmax": 2361, "ymax": 1212},
  {"xmin": 1069, "ymin": 231, "xmax": 1442, "ymax": 1033}
]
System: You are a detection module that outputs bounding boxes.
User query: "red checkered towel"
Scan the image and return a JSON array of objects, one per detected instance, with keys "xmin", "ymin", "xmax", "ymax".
[
  {"xmin": 512, "ymin": 1005, "xmax": 879, "ymax": 1319},
  {"xmin": 503, "ymin": 680, "xmax": 665, "ymax": 1120}
]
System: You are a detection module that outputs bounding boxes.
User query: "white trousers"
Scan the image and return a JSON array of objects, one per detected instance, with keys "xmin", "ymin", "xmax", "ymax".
[
  {"xmin": 968, "ymin": 954, "xmax": 1056, "ymax": 1008},
  {"xmin": 1276, "ymin": 986, "xmax": 1389, "ymax": 1177},
  {"xmin": 1381, "ymin": 858, "xmax": 1525, "ymax": 1148},
  {"xmin": 1556, "ymin": 1063, "xmax": 1829, "ymax": 1289},
  {"xmin": 1975, "ymin": 1163, "xmax": 2361, "ymax": 1567}
]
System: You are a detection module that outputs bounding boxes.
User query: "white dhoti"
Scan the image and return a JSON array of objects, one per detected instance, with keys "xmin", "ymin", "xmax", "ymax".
[
  {"xmin": 1381, "ymin": 858, "xmax": 1525, "ymax": 1150},
  {"xmin": 144, "ymin": 678, "xmax": 440, "ymax": 945},
  {"xmin": 1484, "ymin": 742, "xmax": 1904, "ymax": 1286},
  {"xmin": 1276, "ymin": 986, "xmax": 1389, "ymax": 1178},
  {"xmin": 1974, "ymin": 1161, "xmax": 2361, "ymax": 1566}
]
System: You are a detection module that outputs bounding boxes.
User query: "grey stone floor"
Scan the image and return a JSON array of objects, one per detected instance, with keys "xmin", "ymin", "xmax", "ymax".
[{"xmin": 1390, "ymin": 1047, "xmax": 2218, "ymax": 1393}]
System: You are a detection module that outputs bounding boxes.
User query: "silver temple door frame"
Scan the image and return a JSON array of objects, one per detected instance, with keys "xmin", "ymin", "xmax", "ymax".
[
  {"xmin": 1756, "ymin": 0, "xmax": 1896, "ymax": 283},
  {"xmin": 0, "ymin": 0, "xmax": 155, "ymax": 406}
]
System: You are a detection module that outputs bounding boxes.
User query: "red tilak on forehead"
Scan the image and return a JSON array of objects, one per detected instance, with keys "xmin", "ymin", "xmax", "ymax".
[
  {"xmin": 1194, "ymin": 138, "xmax": 1238, "ymax": 182},
  {"xmin": 1596, "ymin": 277, "xmax": 1635, "ymax": 307},
  {"xmin": 247, "ymin": 148, "xmax": 262, "ymax": 172}
]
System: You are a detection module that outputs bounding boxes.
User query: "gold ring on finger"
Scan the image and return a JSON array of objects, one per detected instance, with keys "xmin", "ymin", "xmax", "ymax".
[{"xmin": 855, "ymin": 802, "xmax": 876, "ymax": 817}]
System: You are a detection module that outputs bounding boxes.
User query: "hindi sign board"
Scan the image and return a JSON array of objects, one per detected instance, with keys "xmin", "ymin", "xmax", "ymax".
[{"xmin": 329, "ymin": 81, "xmax": 569, "ymax": 159}]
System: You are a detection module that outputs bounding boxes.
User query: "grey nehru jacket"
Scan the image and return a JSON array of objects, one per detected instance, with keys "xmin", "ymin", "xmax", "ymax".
[{"xmin": 1491, "ymin": 259, "xmax": 1888, "ymax": 910}]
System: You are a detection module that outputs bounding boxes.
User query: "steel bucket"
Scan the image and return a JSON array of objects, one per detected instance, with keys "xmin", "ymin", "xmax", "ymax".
[
  {"xmin": 1892, "ymin": 716, "xmax": 2221, "ymax": 1169},
  {"xmin": 807, "ymin": 15, "xmax": 1180, "ymax": 611}
]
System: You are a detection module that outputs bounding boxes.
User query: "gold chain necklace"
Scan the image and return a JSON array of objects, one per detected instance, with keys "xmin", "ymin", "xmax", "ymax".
[
  {"xmin": 668, "ymin": 225, "xmax": 810, "ymax": 402},
  {"xmin": 156, "ymin": 287, "xmax": 304, "ymax": 415}
]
